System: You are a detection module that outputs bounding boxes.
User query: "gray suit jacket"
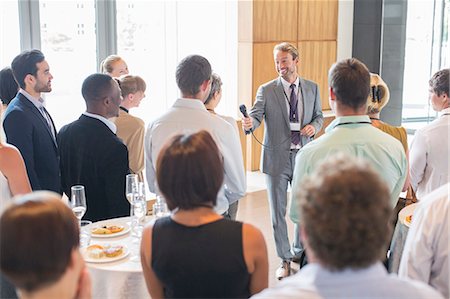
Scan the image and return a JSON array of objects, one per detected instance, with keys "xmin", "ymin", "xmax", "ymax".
[{"xmin": 249, "ymin": 77, "xmax": 323, "ymax": 176}]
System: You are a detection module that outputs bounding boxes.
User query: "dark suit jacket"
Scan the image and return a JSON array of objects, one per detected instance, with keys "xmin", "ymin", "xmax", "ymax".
[
  {"xmin": 3, "ymin": 93, "xmax": 61, "ymax": 193},
  {"xmin": 249, "ymin": 77, "xmax": 323, "ymax": 176},
  {"xmin": 58, "ymin": 114, "xmax": 130, "ymax": 222}
]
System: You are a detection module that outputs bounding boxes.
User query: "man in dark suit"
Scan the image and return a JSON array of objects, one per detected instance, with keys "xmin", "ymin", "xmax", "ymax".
[
  {"xmin": 3, "ymin": 49, "xmax": 60, "ymax": 193},
  {"xmin": 242, "ymin": 42, "xmax": 323, "ymax": 279},
  {"xmin": 58, "ymin": 73, "xmax": 130, "ymax": 221}
]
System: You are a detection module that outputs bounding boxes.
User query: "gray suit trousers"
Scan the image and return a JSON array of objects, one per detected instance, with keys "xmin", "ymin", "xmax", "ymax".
[{"xmin": 266, "ymin": 149, "xmax": 302, "ymax": 261}]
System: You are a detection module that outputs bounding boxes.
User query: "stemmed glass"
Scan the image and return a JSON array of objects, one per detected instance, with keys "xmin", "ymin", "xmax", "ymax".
[
  {"xmin": 129, "ymin": 182, "xmax": 147, "ymax": 262},
  {"xmin": 153, "ymin": 195, "xmax": 169, "ymax": 218},
  {"xmin": 125, "ymin": 174, "xmax": 139, "ymax": 217},
  {"xmin": 71, "ymin": 185, "xmax": 87, "ymax": 226}
]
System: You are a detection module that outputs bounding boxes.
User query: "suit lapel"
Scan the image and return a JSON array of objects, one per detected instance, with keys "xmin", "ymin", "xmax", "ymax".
[
  {"xmin": 274, "ymin": 78, "xmax": 290, "ymax": 129},
  {"xmin": 299, "ymin": 78, "xmax": 309, "ymax": 126},
  {"xmin": 18, "ymin": 94, "xmax": 58, "ymax": 148}
]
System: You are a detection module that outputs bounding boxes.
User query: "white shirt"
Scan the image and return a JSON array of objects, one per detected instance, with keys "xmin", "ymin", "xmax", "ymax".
[
  {"xmin": 410, "ymin": 107, "xmax": 450, "ymax": 199},
  {"xmin": 145, "ymin": 98, "xmax": 246, "ymax": 215},
  {"xmin": 82, "ymin": 112, "xmax": 117, "ymax": 134},
  {"xmin": 251, "ymin": 263, "xmax": 443, "ymax": 299},
  {"xmin": 399, "ymin": 183, "xmax": 449, "ymax": 298}
]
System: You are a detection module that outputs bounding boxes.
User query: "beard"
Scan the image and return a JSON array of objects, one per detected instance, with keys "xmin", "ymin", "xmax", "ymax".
[{"xmin": 35, "ymin": 81, "xmax": 52, "ymax": 93}]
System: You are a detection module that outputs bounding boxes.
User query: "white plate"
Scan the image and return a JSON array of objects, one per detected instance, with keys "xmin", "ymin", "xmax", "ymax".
[
  {"xmin": 82, "ymin": 245, "xmax": 129, "ymax": 263},
  {"xmin": 90, "ymin": 221, "xmax": 131, "ymax": 238},
  {"xmin": 398, "ymin": 203, "xmax": 417, "ymax": 228}
]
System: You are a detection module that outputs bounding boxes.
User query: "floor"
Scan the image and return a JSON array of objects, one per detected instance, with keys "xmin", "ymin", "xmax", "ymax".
[{"xmin": 237, "ymin": 171, "xmax": 299, "ymax": 287}]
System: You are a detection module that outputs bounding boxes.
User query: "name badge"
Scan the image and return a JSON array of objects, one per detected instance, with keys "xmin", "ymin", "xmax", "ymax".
[{"xmin": 290, "ymin": 122, "xmax": 301, "ymax": 131}]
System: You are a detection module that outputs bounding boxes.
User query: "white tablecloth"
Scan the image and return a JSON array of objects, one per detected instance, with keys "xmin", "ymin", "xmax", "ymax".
[
  {"xmin": 388, "ymin": 203, "xmax": 417, "ymax": 273},
  {"xmin": 84, "ymin": 216, "xmax": 152, "ymax": 299}
]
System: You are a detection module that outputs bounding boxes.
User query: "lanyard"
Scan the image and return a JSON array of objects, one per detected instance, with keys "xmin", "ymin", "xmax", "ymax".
[{"xmin": 334, "ymin": 121, "xmax": 371, "ymax": 127}]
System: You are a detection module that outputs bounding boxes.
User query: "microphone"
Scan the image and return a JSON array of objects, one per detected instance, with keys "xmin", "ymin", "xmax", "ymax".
[{"xmin": 239, "ymin": 104, "xmax": 253, "ymax": 135}]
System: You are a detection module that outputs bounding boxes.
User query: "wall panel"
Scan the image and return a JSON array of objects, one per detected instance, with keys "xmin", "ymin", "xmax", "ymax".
[
  {"xmin": 253, "ymin": 0, "xmax": 297, "ymax": 42},
  {"xmin": 298, "ymin": 0, "xmax": 338, "ymax": 41}
]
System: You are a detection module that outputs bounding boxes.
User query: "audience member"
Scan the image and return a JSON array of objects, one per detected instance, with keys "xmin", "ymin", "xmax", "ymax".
[
  {"xmin": 145, "ymin": 55, "xmax": 245, "ymax": 216},
  {"xmin": 252, "ymin": 153, "xmax": 443, "ymax": 299},
  {"xmin": 0, "ymin": 103, "xmax": 31, "ymax": 212},
  {"xmin": 409, "ymin": 68, "xmax": 449, "ymax": 199},
  {"xmin": 290, "ymin": 58, "xmax": 407, "ymax": 229},
  {"xmin": 0, "ymin": 67, "xmax": 18, "ymax": 108},
  {"xmin": 141, "ymin": 131, "xmax": 268, "ymax": 298},
  {"xmin": 3, "ymin": 50, "xmax": 60, "ymax": 193},
  {"xmin": 114, "ymin": 75, "xmax": 146, "ymax": 181},
  {"xmin": 58, "ymin": 73, "xmax": 129, "ymax": 221},
  {"xmin": 100, "ymin": 55, "xmax": 129, "ymax": 78},
  {"xmin": 204, "ymin": 72, "xmax": 242, "ymax": 220},
  {"xmin": 242, "ymin": 42, "xmax": 323, "ymax": 279},
  {"xmin": 399, "ymin": 183, "xmax": 449, "ymax": 298},
  {"xmin": 0, "ymin": 191, "xmax": 91, "ymax": 299}
]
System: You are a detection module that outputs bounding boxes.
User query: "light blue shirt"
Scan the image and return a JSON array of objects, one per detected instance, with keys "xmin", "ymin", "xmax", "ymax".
[
  {"xmin": 252, "ymin": 262, "xmax": 443, "ymax": 299},
  {"xmin": 290, "ymin": 115, "xmax": 407, "ymax": 223}
]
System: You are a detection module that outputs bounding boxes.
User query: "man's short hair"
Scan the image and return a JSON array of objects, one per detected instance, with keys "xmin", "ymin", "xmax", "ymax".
[
  {"xmin": 429, "ymin": 68, "xmax": 449, "ymax": 97},
  {"xmin": 366, "ymin": 73, "xmax": 390, "ymax": 115},
  {"xmin": 0, "ymin": 192, "xmax": 79, "ymax": 292},
  {"xmin": 176, "ymin": 55, "xmax": 212, "ymax": 97},
  {"xmin": 11, "ymin": 49, "xmax": 45, "ymax": 89},
  {"xmin": 296, "ymin": 153, "xmax": 392, "ymax": 270},
  {"xmin": 204, "ymin": 73, "xmax": 223, "ymax": 105},
  {"xmin": 82, "ymin": 73, "xmax": 114, "ymax": 103},
  {"xmin": 273, "ymin": 42, "xmax": 299, "ymax": 60},
  {"xmin": 157, "ymin": 130, "xmax": 223, "ymax": 210},
  {"xmin": 117, "ymin": 75, "xmax": 146, "ymax": 98},
  {"xmin": 329, "ymin": 58, "xmax": 370, "ymax": 110},
  {"xmin": 0, "ymin": 67, "xmax": 18, "ymax": 105}
]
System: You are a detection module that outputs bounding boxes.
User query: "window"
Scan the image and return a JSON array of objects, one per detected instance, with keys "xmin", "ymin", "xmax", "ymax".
[
  {"xmin": 402, "ymin": 0, "xmax": 449, "ymax": 131},
  {"xmin": 40, "ymin": 0, "xmax": 97, "ymax": 130},
  {"xmin": 116, "ymin": 0, "xmax": 238, "ymax": 125},
  {"xmin": 0, "ymin": 0, "xmax": 20, "ymax": 67}
]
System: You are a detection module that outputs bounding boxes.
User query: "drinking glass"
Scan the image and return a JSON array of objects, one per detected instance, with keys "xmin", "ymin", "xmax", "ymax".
[
  {"xmin": 71, "ymin": 185, "xmax": 87, "ymax": 225},
  {"xmin": 79, "ymin": 220, "xmax": 92, "ymax": 248},
  {"xmin": 125, "ymin": 174, "xmax": 139, "ymax": 217},
  {"xmin": 153, "ymin": 195, "xmax": 169, "ymax": 218}
]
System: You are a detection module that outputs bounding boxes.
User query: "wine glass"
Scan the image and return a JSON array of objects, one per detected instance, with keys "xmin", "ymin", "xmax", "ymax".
[
  {"xmin": 125, "ymin": 174, "xmax": 139, "ymax": 216},
  {"xmin": 71, "ymin": 185, "xmax": 87, "ymax": 226},
  {"xmin": 153, "ymin": 195, "xmax": 168, "ymax": 218}
]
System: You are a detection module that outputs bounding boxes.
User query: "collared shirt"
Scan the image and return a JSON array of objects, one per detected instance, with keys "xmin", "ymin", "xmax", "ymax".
[
  {"xmin": 399, "ymin": 183, "xmax": 449, "ymax": 298},
  {"xmin": 19, "ymin": 89, "xmax": 46, "ymax": 116},
  {"xmin": 145, "ymin": 98, "xmax": 246, "ymax": 215},
  {"xmin": 82, "ymin": 112, "xmax": 117, "ymax": 134},
  {"xmin": 290, "ymin": 115, "xmax": 407, "ymax": 223},
  {"xmin": 409, "ymin": 107, "xmax": 450, "ymax": 198},
  {"xmin": 251, "ymin": 262, "xmax": 443, "ymax": 299},
  {"xmin": 280, "ymin": 76, "xmax": 302, "ymax": 149}
]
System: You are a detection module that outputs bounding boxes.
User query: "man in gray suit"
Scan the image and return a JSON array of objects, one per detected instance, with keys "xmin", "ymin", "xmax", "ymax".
[{"xmin": 242, "ymin": 42, "xmax": 323, "ymax": 279}]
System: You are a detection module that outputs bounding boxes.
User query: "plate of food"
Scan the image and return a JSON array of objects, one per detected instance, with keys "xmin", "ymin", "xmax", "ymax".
[
  {"xmin": 82, "ymin": 244, "xmax": 129, "ymax": 263},
  {"xmin": 90, "ymin": 222, "xmax": 130, "ymax": 238},
  {"xmin": 398, "ymin": 203, "xmax": 417, "ymax": 228}
]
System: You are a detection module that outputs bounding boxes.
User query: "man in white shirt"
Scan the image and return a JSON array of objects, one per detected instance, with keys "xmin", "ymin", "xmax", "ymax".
[
  {"xmin": 399, "ymin": 183, "xmax": 449, "ymax": 298},
  {"xmin": 145, "ymin": 55, "xmax": 245, "ymax": 216},
  {"xmin": 410, "ymin": 68, "xmax": 449, "ymax": 199},
  {"xmin": 252, "ymin": 153, "xmax": 443, "ymax": 299}
]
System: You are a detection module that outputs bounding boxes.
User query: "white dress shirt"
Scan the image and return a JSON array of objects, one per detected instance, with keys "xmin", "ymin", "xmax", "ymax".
[
  {"xmin": 399, "ymin": 183, "xmax": 449, "ymax": 298},
  {"xmin": 145, "ymin": 98, "xmax": 246, "ymax": 215},
  {"xmin": 251, "ymin": 262, "xmax": 443, "ymax": 299},
  {"xmin": 410, "ymin": 108, "xmax": 450, "ymax": 199}
]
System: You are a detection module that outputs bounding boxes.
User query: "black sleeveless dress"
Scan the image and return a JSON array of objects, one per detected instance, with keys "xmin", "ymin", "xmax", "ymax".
[{"xmin": 151, "ymin": 217, "xmax": 251, "ymax": 298}]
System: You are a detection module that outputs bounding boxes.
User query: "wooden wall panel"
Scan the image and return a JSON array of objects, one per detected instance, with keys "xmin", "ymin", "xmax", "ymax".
[
  {"xmin": 298, "ymin": 0, "xmax": 338, "ymax": 41},
  {"xmin": 252, "ymin": 42, "xmax": 279, "ymax": 99},
  {"xmin": 253, "ymin": 0, "xmax": 298, "ymax": 42},
  {"xmin": 298, "ymin": 41, "xmax": 336, "ymax": 110}
]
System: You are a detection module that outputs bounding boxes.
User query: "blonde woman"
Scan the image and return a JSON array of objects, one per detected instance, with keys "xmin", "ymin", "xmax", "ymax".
[
  {"xmin": 100, "ymin": 55, "xmax": 129, "ymax": 78},
  {"xmin": 114, "ymin": 75, "xmax": 146, "ymax": 181},
  {"xmin": 367, "ymin": 73, "xmax": 409, "ymax": 191}
]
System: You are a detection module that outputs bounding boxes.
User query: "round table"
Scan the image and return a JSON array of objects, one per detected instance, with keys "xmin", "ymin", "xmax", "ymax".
[
  {"xmin": 83, "ymin": 216, "xmax": 153, "ymax": 299},
  {"xmin": 388, "ymin": 203, "xmax": 417, "ymax": 273}
]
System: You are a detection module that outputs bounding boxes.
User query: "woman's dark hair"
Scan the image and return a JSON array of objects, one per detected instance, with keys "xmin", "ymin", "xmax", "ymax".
[
  {"xmin": 156, "ymin": 130, "xmax": 224, "ymax": 210},
  {"xmin": 0, "ymin": 67, "xmax": 18, "ymax": 105},
  {"xmin": 0, "ymin": 192, "xmax": 79, "ymax": 292}
]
